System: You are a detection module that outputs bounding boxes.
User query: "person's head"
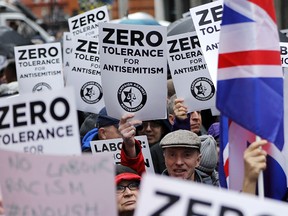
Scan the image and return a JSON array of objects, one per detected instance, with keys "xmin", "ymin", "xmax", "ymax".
[
  {"xmin": 0, "ymin": 55, "xmax": 7, "ymax": 84},
  {"xmin": 190, "ymin": 111, "xmax": 202, "ymax": 134},
  {"xmin": 96, "ymin": 107, "xmax": 121, "ymax": 140},
  {"xmin": 207, "ymin": 122, "xmax": 220, "ymax": 156},
  {"xmin": 115, "ymin": 165, "xmax": 141, "ymax": 216},
  {"xmin": 4, "ymin": 59, "xmax": 17, "ymax": 83},
  {"xmin": 137, "ymin": 119, "xmax": 171, "ymax": 146},
  {"xmin": 167, "ymin": 79, "xmax": 175, "ymax": 99},
  {"xmin": 167, "ymin": 94, "xmax": 177, "ymax": 125},
  {"xmin": 79, "ymin": 113, "xmax": 98, "ymax": 139},
  {"xmin": 198, "ymin": 135, "xmax": 218, "ymax": 175},
  {"xmin": 160, "ymin": 130, "xmax": 201, "ymax": 181}
]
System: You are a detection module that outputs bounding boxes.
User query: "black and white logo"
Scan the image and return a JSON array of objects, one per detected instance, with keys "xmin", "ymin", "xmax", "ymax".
[
  {"xmin": 117, "ymin": 82, "xmax": 147, "ymax": 112},
  {"xmin": 80, "ymin": 81, "xmax": 103, "ymax": 104},
  {"xmin": 32, "ymin": 82, "xmax": 52, "ymax": 92},
  {"xmin": 191, "ymin": 77, "xmax": 215, "ymax": 101}
]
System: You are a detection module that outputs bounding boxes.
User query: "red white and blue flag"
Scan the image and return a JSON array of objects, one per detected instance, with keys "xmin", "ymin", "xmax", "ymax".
[
  {"xmin": 217, "ymin": 0, "xmax": 287, "ymax": 200},
  {"xmin": 217, "ymin": 0, "xmax": 284, "ymax": 146},
  {"xmin": 219, "ymin": 116, "xmax": 288, "ymax": 200}
]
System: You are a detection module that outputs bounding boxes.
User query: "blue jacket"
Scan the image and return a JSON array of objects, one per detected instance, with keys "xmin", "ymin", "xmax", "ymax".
[{"xmin": 81, "ymin": 128, "xmax": 98, "ymax": 151}]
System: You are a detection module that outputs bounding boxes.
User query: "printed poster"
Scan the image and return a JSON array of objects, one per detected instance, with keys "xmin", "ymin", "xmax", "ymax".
[
  {"xmin": 167, "ymin": 31, "xmax": 216, "ymax": 112},
  {"xmin": 14, "ymin": 42, "xmax": 64, "ymax": 94},
  {"xmin": 190, "ymin": 0, "xmax": 223, "ymax": 87},
  {"xmin": 135, "ymin": 174, "xmax": 288, "ymax": 216},
  {"xmin": 90, "ymin": 135, "xmax": 155, "ymax": 173},
  {"xmin": 65, "ymin": 36, "xmax": 104, "ymax": 113},
  {"xmin": 99, "ymin": 22, "xmax": 167, "ymax": 120},
  {"xmin": 68, "ymin": 6, "xmax": 109, "ymax": 38},
  {"xmin": 0, "ymin": 87, "xmax": 81, "ymax": 155}
]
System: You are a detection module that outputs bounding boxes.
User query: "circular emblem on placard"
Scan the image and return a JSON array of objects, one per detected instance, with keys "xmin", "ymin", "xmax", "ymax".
[
  {"xmin": 80, "ymin": 81, "xmax": 103, "ymax": 104},
  {"xmin": 190, "ymin": 77, "xmax": 215, "ymax": 101},
  {"xmin": 117, "ymin": 82, "xmax": 147, "ymax": 112},
  {"xmin": 32, "ymin": 82, "xmax": 52, "ymax": 92}
]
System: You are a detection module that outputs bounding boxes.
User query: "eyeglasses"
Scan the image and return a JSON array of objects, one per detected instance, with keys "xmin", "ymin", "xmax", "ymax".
[
  {"xmin": 116, "ymin": 182, "xmax": 140, "ymax": 194},
  {"xmin": 137, "ymin": 121, "xmax": 162, "ymax": 131}
]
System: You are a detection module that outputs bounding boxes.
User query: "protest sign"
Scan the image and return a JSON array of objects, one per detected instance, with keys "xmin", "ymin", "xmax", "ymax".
[
  {"xmin": 0, "ymin": 87, "xmax": 81, "ymax": 155},
  {"xmin": 90, "ymin": 135, "xmax": 154, "ymax": 173},
  {"xmin": 68, "ymin": 6, "xmax": 109, "ymax": 38},
  {"xmin": 135, "ymin": 174, "xmax": 288, "ymax": 216},
  {"xmin": 62, "ymin": 32, "xmax": 73, "ymax": 83},
  {"xmin": 14, "ymin": 42, "xmax": 64, "ymax": 94},
  {"xmin": 99, "ymin": 22, "xmax": 167, "ymax": 120},
  {"xmin": 65, "ymin": 36, "xmax": 104, "ymax": 113},
  {"xmin": 0, "ymin": 149, "xmax": 117, "ymax": 216},
  {"xmin": 167, "ymin": 31, "xmax": 216, "ymax": 112},
  {"xmin": 281, "ymin": 42, "xmax": 288, "ymax": 67},
  {"xmin": 190, "ymin": 0, "xmax": 223, "ymax": 87}
]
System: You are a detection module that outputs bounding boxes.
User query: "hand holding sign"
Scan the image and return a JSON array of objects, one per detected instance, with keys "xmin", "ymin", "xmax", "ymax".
[
  {"xmin": 118, "ymin": 113, "xmax": 142, "ymax": 158},
  {"xmin": 173, "ymin": 98, "xmax": 188, "ymax": 120}
]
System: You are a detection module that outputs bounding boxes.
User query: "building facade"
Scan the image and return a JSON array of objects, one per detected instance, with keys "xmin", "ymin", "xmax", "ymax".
[{"xmin": 19, "ymin": 0, "xmax": 288, "ymax": 30}]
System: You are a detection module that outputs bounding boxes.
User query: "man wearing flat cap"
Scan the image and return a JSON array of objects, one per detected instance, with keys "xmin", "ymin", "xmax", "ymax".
[{"xmin": 160, "ymin": 129, "xmax": 213, "ymax": 184}]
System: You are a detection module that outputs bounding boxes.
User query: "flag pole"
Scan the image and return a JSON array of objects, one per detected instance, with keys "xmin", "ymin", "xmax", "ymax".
[{"xmin": 256, "ymin": 135, "xmax": 264, "ymax": 198}]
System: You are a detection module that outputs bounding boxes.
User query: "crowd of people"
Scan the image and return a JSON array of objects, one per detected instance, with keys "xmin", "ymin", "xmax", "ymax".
[
  {"xmin": 0, "ymin": 10, "xmax": 274, "ymax": 216},
  {"xmin": 74, "ymin": 76, "xmax": 268, "ymax": 215},
  {"xmin": 0, "ymin": 78, "xmax": 267, "ymax": 216}
]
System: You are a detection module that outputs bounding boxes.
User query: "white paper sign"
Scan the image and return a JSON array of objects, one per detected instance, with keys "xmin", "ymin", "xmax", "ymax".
[
  {"xmin": 190, "ymin": 0, "xmax": 223, "ymax": 87},
  {"xmin": 65, "ymin": 36, "xmax": 104, "ymax": 113},
  {"xmin": 99, "ymin": 22, "xmax": 167, "ymax": 120},
  {"xmin": 0, "ymin": 150, "xmax": 117, "ymax": 216},
  {"xmin": 280, "ymin": 42, "xmax": 288, "ymax": 67},
  {"xmin": 167, "ymin": 31, "xmax": 216, "ymax": 112},
  {"xmin": 90, "ymin": 135, "xmax": 154, "ymax": 173},
  {"xmin": 0, "ymin": 87, "xmax": 81, "ymax": 155},
  {"xmin": 14, "ymin": 42, "xmax": 64, "ymax": 94},
  {"xmin": 135, "ymin": 174, "xmax": 288, "ymax": 216},
  {"xmin": 62, "ymin": 32, "xmax": 73, "ymax": 84},
  {"xmin": 68, "ymin": 6, "xmax": 109, "ymax": 38}
]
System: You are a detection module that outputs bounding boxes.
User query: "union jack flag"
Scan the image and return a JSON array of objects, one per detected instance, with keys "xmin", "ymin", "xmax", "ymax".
[
  {"xmin": 217, "ymin": 0, "xmax": 287, "ymax": 200},
  {"xmin": 219, "ymin": 115, "xmax": 288, "ymax": 200},
  {"xmin": 217, "ymin": 0, "xmax": 284, "ymax": 146}
]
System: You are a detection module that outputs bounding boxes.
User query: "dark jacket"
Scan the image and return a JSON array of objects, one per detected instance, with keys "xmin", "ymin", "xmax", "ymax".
[
  {"xmin": 162, "ymin": 168, "xmax": 214, "ymax": 185},
  {"xmin": 150, "ymin": 142, "xmax": 165, "ymax": 174},
  {"xmin": 81, "ymin": 128, "xmax": 98, "ymax": 152}
]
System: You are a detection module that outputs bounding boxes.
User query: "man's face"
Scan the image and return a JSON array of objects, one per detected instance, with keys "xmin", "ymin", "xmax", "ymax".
[
  {"xmin": 164, "ymin": 147, "xmax": 201, "ymax": 180},
  {"xmin": 98, "ymin": 125, "xmax": 121, "ymax": 140},
  {"xmin": 116, "ymin": 180, "xmax": 139, "ymax": 214},
  {"xmin": 190, "ymin": 111, "xmax": 202, "ymax": 134},
  {"xmin": 137, "ymin": 121, "xmax": 164, "ymax": 146}
]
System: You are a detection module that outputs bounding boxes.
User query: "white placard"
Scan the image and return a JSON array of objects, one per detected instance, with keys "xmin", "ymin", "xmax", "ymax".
[
  {"xmin": 280, "ymin": 42, "xmax": 288, "ymax": 67},
  {"xmin": 99, "ymin": 22, "xmax": 167, "ymax": 120},
  {"xmin": 65, "ymin": 36, "xmax": 104, "ymax": 114},
  {"xmin": 167, "ymin": 31, "xmax": 216, "ymax": 112},
  {"xmin": 0, "ymin": 87, "xmax": 81, "ymax": 155},
  {"xmin": 135, "ymin": 174, "xmax": 288, "ymax": 216},
  {"xmin": 68, "ymin": 6, "xmax": 109, "ymax": 38},
  {"xmin": 90, "ymin": 135, "xmax": 154, "ymax": 173},
  {"xmin": 14, "ymin": 42, "xmax": 64, "ymax": 94},
  {"xmin": 0, "ymin": 150, "xmax": 117, "ymax": 216},
  {"xmin": 62, "ymin": 32, "xmax": 73, "ymax": 84},
  {"xmin": 190, "ymin": 0, "xmax": 223, "ymax": 87}
]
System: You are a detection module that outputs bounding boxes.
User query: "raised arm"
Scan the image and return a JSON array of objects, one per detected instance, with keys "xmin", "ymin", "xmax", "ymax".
[{"xmin": 242, "ymin": 139, "xmax": 267, "ymax": 194}]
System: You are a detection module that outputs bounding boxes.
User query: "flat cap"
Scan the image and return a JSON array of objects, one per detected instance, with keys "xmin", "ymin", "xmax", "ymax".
[{"xmin": 160, "ymin": 130, "xmax": 201, "ymax": 149}]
